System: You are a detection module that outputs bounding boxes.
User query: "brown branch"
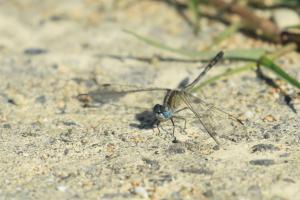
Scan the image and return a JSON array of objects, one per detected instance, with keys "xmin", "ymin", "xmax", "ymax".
[{"xmin": 210, "ymin": 0, "xmax": 281, "ymax": 42}]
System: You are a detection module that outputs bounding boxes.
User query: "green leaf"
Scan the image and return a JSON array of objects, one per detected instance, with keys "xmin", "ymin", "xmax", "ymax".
[
  {"xmin": 123, "ymin": 29, "xmax": 266, "ymax": 61},
  {"xmin": 259, "ymin": 56, "xmax": 300, "ymax": 89}
]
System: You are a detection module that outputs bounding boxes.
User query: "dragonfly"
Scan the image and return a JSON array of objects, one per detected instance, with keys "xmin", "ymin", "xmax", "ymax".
[{"xmin": 78, "ymin": 51, "xmax": 246, "ymax": 146}]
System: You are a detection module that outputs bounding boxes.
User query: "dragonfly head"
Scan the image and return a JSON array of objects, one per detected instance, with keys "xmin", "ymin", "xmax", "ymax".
[{"xmin": 153, "ymin": 104, "xmax": 172, "ymax": 121}]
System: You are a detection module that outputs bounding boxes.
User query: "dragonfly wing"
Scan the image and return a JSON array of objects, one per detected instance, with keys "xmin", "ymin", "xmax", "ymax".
[
  {"xmin": 179, "ymin": 93, "xmax": 221, "ymax": 145},
  {"xmin": 180, "ymin": 92, "xmax": 247, "ymax": 144},
  {"xmin": 199, "ymin": 104, "xmax": 247, "ymax": 143},
  {"xmin": 189, "ymin": 93, "xmax": 244, "ymax": 124},
  {"xmin": 77, "ymin": 83, "xmax": 170, "ymax": 105}
]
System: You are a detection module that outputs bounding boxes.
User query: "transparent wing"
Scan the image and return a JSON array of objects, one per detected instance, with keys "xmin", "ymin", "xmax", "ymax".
[
  {"xmin": 77, "ymin": 83, "xmax": 170, "ymax": 106},
  {"xmin": 179, "ymin": 92, "xmax": 247, "ymax": 145}
]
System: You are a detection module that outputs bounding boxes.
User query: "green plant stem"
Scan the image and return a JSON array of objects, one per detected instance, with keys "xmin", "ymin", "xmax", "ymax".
[
  {"xmin": 204, "ymin": 22, "xmax": 241, "ymax": 51},
  {"xmin": 194, "ymin": 43, "xmax": 298, "ymax": 89},
  {"xmin": 188, "ymin": 0, "xmax": 201, "ymax": 34},
  {"xmin": 123, "ymin": 29, "xmax": 299, "ymax": 89},
  {"xmin": 192, "ymin": 62, "xmax": 256, "ymax": 90}
]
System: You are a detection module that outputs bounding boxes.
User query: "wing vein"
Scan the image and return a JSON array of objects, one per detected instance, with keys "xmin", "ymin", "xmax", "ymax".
[{"xmin": 179, "ymin": 92, "xmax": 220, "ymax": 145}]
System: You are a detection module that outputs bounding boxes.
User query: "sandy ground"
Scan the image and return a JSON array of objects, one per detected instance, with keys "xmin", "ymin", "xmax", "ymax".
[{"xmin": 0, "ymin": 1, "xmax": 300, "ymax": 199}]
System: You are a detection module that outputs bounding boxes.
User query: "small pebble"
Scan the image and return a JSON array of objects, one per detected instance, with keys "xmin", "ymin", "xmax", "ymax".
[
  {"xmin": 57, "ymin": 185, "xmax": 67, "ymax": 192},
  {"xmin": 249, "ymin": 159, "xmax": 275, "ymax": 166},
  {"xmin": 251, "ymin": 144, "xmax": 279, "ymax": 153},
  {"xmin": 35, "ymin": 95, "xmax": 46, "ymax": 104},
  {"xmin": 180, "ymin": 168, "xmax": 213, "ymax": 175},
  {"xmin": 64, "ymin": 149, "xmax": 69, "ymax": 155},
  {"xmin": 3, "ymin": 124, "xmax": 11, "ymax": 129},
  {"xmin": 24, "ymin": 48, "xmax": 48, "ymax": 55},
  {"xmin": 203, "ymin": 190, "xmax": 213, "ymax": 198},
  {"xmin": 7, "ymin": 98, "xmax": 17, "ymax": 105},
  {"xmin": 213, "ymin": 145, "xmax": 220, "ymax": 151},
  {"xmin": 273, "ymin": 8, "xmax": 300, "ymax": 29},
  {"xmin": 133, "ymin": 186, "xmax": 148, "ymax": 198},
  {"xmin": 262, "ymin": 115, "xmax": 276, "ymax": 122},
  {"xmin": 166, "ymin": 144, "xmax": 186, "ymax": 155},
  {"xmin": 279, "ymin": 153, "xmax": 290, "ymax": 157},
  {"xmin": 247, "ymin": 185, "xmax": 262, "ymax": 200},
  {"xmin": 81, "ymin": 138, "xmax": 88, "ymax": 145},
  {"xmin": 63, "ymin": 121, "xmax": 78, "ymax": 126},
  {"xmin": 282, "ymin": 178, "xmax": 295, "ymax": 183},
  {"xmin": 244, "ymin": 111, "xmax": 254, "ymax": 118},
  {"xmin": 142, "ymin": 158, "xmax": 160, "ymax": 170}
]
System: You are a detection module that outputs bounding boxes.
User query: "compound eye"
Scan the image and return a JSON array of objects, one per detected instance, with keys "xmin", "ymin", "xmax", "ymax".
[{"xmin": 153, "ymin": 104, "xmax": 161, "ymax": 113}]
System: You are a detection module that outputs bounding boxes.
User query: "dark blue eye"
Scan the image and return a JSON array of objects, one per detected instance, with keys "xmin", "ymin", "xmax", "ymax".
[{"xmin": 153, "ymin": 104, "xmax": 162, "ymax": 113}]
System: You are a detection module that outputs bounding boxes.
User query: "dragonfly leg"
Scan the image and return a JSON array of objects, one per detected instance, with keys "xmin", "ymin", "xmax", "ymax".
[
  {"xmin": 154, "ymin": 119, "xmax": 182, "ymax": 142},
  {"xmin": 156, "ymin": 123, "xmax": 161, "ymax": 134},
  {"xmin": 155, "ymin": 120, "xmax": 163, "ymax": 135},
  {"xmin": 173, "ymin": 116, "xmax": 187, "ymax": 135},
  {"xmin": 155, "ymin": 120, "xmax": 160, "ymax": 133},
  {"xmin": 170, "ymin": 118, "xmax": 178, "ymax": 143},
  {"xmin": 174, "ymin": 107, "xmax": 188, "ymax": 114},
  {"xmin": 154, "ymin": 121, "xmax": 170, "ymax": 139}
]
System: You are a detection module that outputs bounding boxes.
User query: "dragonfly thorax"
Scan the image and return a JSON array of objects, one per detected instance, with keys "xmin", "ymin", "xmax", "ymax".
[{"xmin": 153, "ymin": 104, "xmax": 173, "ymax": 121}]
